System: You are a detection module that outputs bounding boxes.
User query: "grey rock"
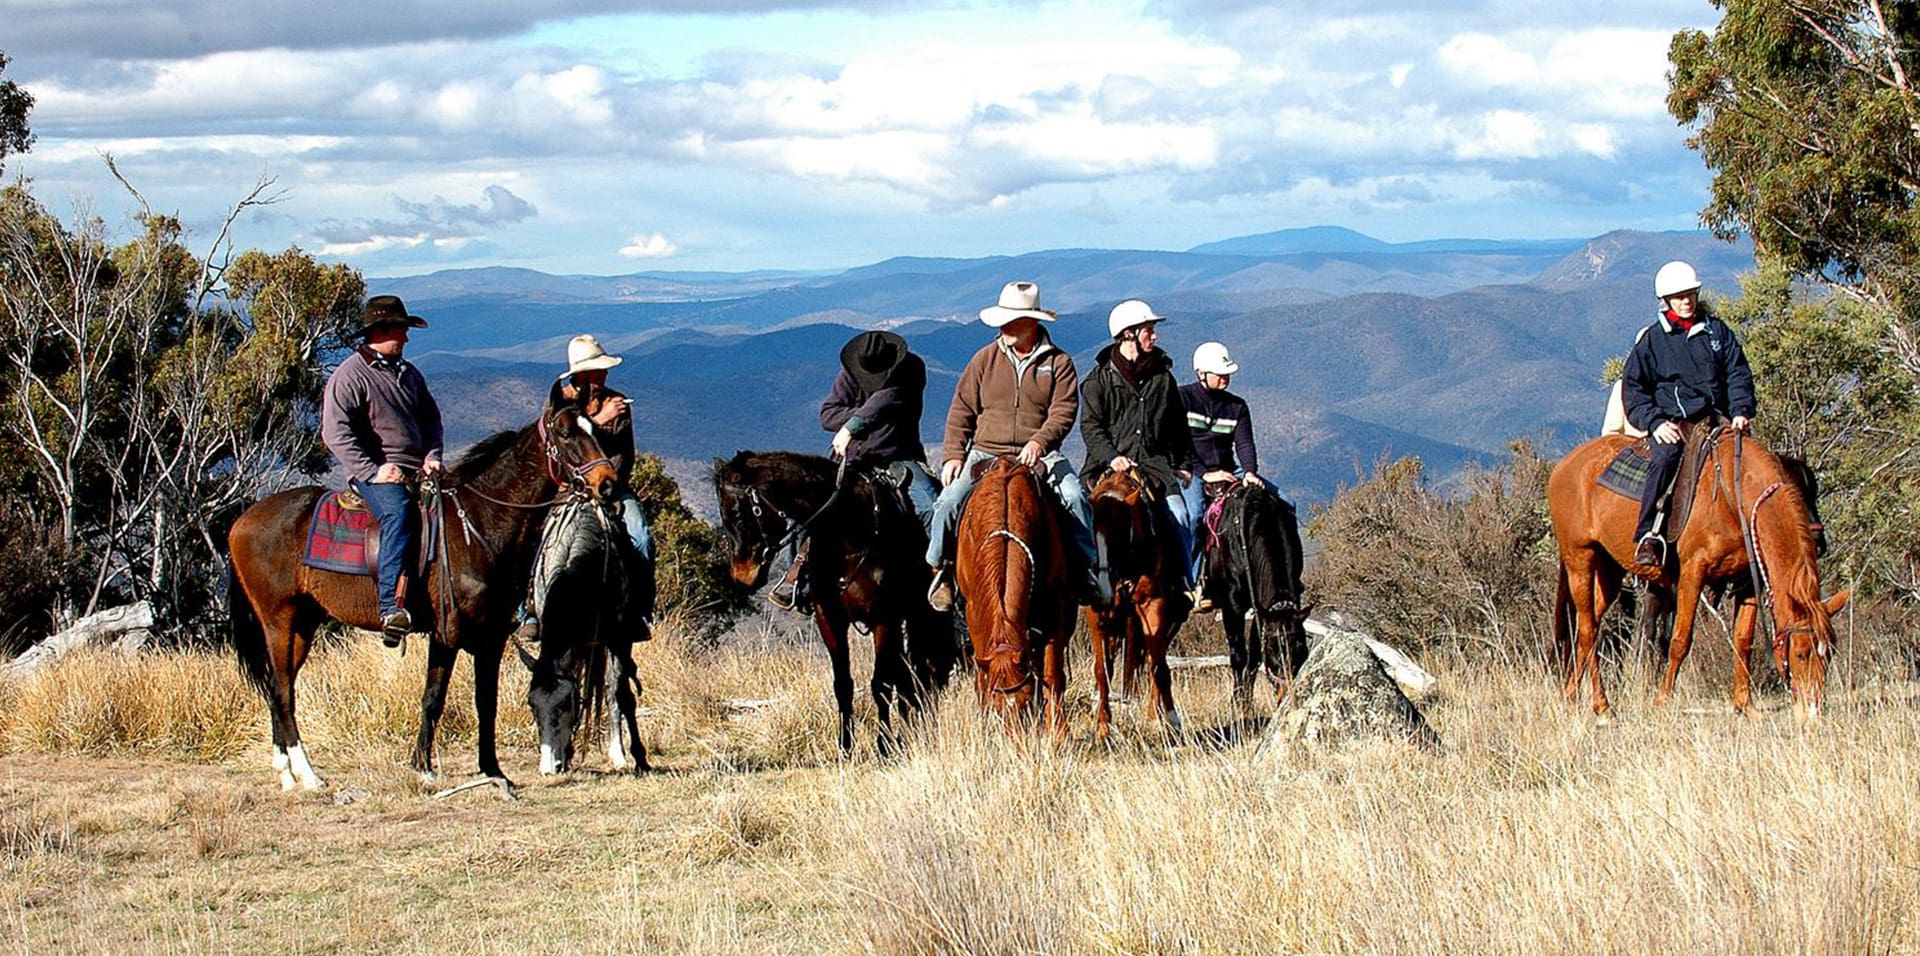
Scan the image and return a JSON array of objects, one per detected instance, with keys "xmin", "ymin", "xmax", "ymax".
[{"xmin": 1266, "ymin": 626, "xmax": 1442, "ymax": 756}]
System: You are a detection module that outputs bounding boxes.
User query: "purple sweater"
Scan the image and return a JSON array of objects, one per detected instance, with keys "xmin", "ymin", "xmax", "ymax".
[{"xmin": 321, "ymin": 347, "xmax": 445, "ymax": 481}]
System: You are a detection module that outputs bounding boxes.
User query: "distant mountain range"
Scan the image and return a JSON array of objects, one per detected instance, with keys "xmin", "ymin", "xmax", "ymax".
[{"xmin": 389, "ymin": 225, "xmax": 1756, "ymax": 516}]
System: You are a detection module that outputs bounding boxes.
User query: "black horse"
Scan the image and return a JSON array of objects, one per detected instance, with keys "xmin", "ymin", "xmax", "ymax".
[
  {"xmin": 518, "ymin": 498, "xmax": 651, "ymax": 776},
  {"xmin": 1199, "ymin": 481, "xmax": 1312, "ymax": 724},
  {"xmin": 713, "ymin": 451, "xmax": 959, "ymax": 754}
]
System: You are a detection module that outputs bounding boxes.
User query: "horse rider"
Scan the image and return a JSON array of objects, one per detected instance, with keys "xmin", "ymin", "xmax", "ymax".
[
  {"xmin": 320, "ymin": 294, "xmax": 445, "ymax": 646},
  {"xmin": 925, "ymin": 280, "xmax": 1108, "ymax": 612},
  {"xmin": 554, "ymin": 334, "xmax": 656, "ymax": 627},
  {"xmin": 767, "ymin": 330, "xmax": 936, "ymax": 611},
  {"xmin": 1079, "ymin": 299, "xmax": 1200, "ymax": 598},
  {"xmin": 1178, "ymin": 341, "xmax": 1280, "ymax": 606},
  {"xmin": 1621, "ymin": 260, "xmax": 1755, "ymax": 566}
]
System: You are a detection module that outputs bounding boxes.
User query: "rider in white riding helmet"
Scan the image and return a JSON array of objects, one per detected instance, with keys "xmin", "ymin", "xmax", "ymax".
[{"xmin": 1178, "ymin": 341, "xmax": 1280, "ymax": 605}]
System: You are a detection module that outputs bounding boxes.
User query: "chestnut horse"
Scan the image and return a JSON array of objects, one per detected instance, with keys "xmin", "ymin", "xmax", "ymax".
[
  {"xmin": 229, "ymin": 403, "xmax": 619, "ymax": 790},
  {"xmin": 713, "ymin": 451, "xmax": 959, "ymax": 754},
  {"xmin": 955, "ymin": 456, "xmax": 1078, "ymax": 738},
  {"xmin": 1085, "ymin": 468, "xmax": 1190, "ymax": 740},
  {"xmin": 1548, "ymin": 431, "xmax": 1847, "ymax": 721}
]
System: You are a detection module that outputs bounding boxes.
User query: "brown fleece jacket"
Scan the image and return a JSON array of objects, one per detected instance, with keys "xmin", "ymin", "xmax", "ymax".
[{"xmin": 942, "ymin": 334, "xmax": 1079, "ymax": 463}]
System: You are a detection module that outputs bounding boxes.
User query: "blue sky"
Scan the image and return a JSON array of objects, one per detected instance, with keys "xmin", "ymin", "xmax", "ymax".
[{"xmin": 4, "ymin": 0, "xmax": 1723, "ymax": 277}]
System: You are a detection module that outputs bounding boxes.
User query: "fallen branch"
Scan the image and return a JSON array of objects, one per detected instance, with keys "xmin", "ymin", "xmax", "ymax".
[{"xmin": 1, "ymin": 601, "xmax": 155, "ymax": 679}]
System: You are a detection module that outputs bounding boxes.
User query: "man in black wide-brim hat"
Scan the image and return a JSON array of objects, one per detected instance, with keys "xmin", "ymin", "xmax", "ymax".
[
  {"xmin": 766, "ymin": 329, "xmax": 935, "ymax": 612},
  {"xmin": 320, "ymin": 294, "xmax": 445, "ymax": 645}
]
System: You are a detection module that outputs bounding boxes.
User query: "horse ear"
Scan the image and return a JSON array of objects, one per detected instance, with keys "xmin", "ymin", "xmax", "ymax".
[{"xmin": 1823, "ymin": 590, "xmax": 1850, "ymax": 615}]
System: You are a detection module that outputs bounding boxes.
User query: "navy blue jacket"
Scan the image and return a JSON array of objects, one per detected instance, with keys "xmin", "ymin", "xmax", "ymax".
[
  {"xmin": 1621, "ymin": 310, "xmax": 1756, "ymax": 432},
  {"xmin": 1178, "ymin": 381, "xmax": 1259, "ymax": 475},
  {"xmin": 820, "ymin": 353, "xmax": 928, "ymax": 465}
]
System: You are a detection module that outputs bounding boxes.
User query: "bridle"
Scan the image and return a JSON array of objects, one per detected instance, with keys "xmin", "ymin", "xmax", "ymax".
[{"xmin": 1716, "ymin": 432, "xmax": 1829, "ymax": 666}]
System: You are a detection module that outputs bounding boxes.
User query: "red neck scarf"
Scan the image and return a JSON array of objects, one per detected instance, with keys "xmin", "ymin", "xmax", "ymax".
[{"xmin": 1665, "ymin": 309, "xmax": 1695, "ymax": 332}]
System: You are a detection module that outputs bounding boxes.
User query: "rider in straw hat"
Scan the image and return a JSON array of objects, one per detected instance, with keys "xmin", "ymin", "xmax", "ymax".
[
  {"xmin": 320, "ymin": 294, "xmax": 445, "ymax": 646},
  {"xmin": 554, "ymin": 333, "xmax": 655, "ymax": 628},
  {"xmin": 924, "ymin": 281, "xmax": 1108, "ymax": 611}
]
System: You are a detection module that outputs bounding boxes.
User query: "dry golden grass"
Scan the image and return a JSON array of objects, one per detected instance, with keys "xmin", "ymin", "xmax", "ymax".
[{"xmin": 2, "ymin": 609, "xmax": 1918, "ymax": 954}]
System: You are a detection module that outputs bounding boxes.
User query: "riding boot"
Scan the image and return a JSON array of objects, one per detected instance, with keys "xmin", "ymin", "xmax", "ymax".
[
  {"xmin": 927, "ymin": 563, "xmax": 955, "ymax": 612},
  {"xmin": 381, "ymin": 575, "xmax": 412, "ymax": 648}
]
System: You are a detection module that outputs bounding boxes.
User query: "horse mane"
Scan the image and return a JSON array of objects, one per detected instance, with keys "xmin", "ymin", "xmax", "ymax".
[
  {"xmin": 453, "ymin": 427, "xmax": 531, "ymax": 481},
  {"xmin": 713, "ymin": 450, "xmax": 836, "ymax": 491},
  {"xmin": 1230, "ymin": 484, "xmax": 1302, "ymax": 606}
]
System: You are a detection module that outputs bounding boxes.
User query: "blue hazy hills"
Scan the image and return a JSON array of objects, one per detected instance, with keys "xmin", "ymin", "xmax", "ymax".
[{"xmin": 389, "ymin": 225, "xmax": 1756, "ymax": 510}]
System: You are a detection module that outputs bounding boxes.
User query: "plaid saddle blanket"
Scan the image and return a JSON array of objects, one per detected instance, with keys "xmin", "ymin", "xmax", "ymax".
[
  {"xmin": 303, "ymin": 490, "xmax": 377, "ymax": 575},
  {"xmin": 1596, "ymin": 440, "xmax": 1652, "ymax": 500}
]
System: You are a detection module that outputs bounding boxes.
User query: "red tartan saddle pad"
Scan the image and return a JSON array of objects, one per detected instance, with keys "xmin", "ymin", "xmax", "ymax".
[{"xmin": 303, "ymin": 489, "xmax": 378, "ymax": 576}]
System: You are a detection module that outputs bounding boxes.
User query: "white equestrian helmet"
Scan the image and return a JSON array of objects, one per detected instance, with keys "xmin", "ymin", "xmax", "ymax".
[
  {"xmin": 1654, "ymin": 261, "xmax": 1702, "ymax": 299},
  {"xmin": 1107, "ymin": 299, "xmax": 1165, "ymax": 339},
  {"xmin": 1193, "ymin": 341, "xmax": 1239, "ymax": 376}
]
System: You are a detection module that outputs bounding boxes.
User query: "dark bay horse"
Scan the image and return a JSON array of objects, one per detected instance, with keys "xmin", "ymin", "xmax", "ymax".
[
  {"xmin": 955, "ymin": 456, "xmax": 1077, "ymax": 739},
  {"xmin": 713, "ymin": 451, "xmax": 957, "ymax": 754},
  {"xmin": 1086, "ymin": 468, "xmax": 1190, "ymax": 740},
  {"xmin": 519, "ymin": 498, "xmax": 650, "ymax": 776},
  {"xmin": 1549, "ymin": 432, "xmax": 1848, "ymax": 721},
  {"xmin": 1200, "ymin": 481, "xmax": 1311, "ymax": 724},
  {"xmin": 229, "ymin": 404, "xmax": 619, "ymax": 790}
]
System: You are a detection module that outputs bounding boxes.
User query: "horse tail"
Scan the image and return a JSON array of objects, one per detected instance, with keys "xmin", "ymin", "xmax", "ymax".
[
  {"xmin": 1552, "ymin": 558, "xmax": 1573, "ymax": 675},
  {"xmin": 228, "ymin": 558, "xmax": 274, "ymax": 700}
]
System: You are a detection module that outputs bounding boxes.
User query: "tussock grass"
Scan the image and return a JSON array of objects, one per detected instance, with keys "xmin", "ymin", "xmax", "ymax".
[{"xmin": 3, "ymin": 612, "xmax": 1919, "ymax": 953}]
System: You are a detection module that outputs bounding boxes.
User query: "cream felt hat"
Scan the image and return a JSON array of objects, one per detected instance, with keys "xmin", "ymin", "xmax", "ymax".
[
  {"xmin": 978, "ymin": 281, "xmax": 1057, "ymax": 328},
  {"xmin": 565, "ymin": 334, "xmax": 623, "ymax": 376}
]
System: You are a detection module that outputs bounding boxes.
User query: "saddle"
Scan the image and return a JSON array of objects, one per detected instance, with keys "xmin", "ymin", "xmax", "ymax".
[
  {"xmin": 1595, "ymin": 419, "xmax": 1726, "ymax": 544},
  {"xmin": 301, "ymin": 486, "xmax": 440, "ymax": 577}
]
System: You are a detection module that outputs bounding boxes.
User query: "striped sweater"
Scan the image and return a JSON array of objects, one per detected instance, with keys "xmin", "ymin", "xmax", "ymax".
[{"xmin": 1177, "ymin": 381, "xmax": 1259, "ymax": 475}]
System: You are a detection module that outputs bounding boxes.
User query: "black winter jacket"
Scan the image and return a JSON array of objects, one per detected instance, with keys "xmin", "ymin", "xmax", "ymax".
[
  {"xmin": 820, "ymin": 353, "xmax": 928, "ymax": 465},
  {"xmin": 1178, "ymin": 381, "xmax": 1259, "ymax": 475},
  {"xmin": 1620, "ymin": 310, "xmax": 1755, "ymax": 432},
  {"xmin": 1078, "ymin": 344, "xmax": 1197, "ymax": 494}
]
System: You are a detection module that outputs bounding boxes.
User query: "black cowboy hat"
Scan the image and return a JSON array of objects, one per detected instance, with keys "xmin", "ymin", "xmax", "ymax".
[
  {"xmin": 358, "ymin": 294, "xmax": 429, "ymax": 336},
  {"xmin": 839, "ymin": 330, "xmax": 910, "ymax": 393}
]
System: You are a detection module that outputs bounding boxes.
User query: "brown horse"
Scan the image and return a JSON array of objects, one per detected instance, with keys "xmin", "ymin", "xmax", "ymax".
[
  {"xmin": 712, "ymin": 451, "xmax": 959, "ymax": 755},
  {"xmin": 1548, "ymin": 431, "xmax": 1848, "ymax": 721},
  {"xmin": 228, "ymin": 402, "xmax": 620, "ymax": 790},
  {"xmin": 1085, "ymin": 468, "xmax": 1189, "ymax": 740},
  {"xmin": 955, "ymin": 456, "xmax": 1078, "ymax": 738}
]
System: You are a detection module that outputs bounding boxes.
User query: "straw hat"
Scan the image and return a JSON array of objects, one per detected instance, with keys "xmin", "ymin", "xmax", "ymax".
[{"xmin": 564, "ymin": 334, "xmax": 623, "ymax": 376}]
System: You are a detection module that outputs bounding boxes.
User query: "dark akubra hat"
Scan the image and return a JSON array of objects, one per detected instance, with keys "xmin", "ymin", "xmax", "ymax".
[
  {"xmin": 839, "ymin": 330, "xmax": 910, "ymax": 393},
  {"xmin": 359, "ymin": 295, "xmax": 428, "ymax": 335}
]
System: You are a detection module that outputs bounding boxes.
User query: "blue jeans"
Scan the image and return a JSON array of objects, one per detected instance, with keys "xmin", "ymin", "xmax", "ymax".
[
  {"xmin": 1162, "ymin": 480, "xmax": 1196, "ymax": 589},
  {"xmin": 614, "ymin": 491, "xmax": 654, "ymax": 562},
  {"xmin": 926, "ymin": 449, "xmax": 1096, "ymax": 568},
  {"xmin": 895, "ymin": 460, "xmax": 940, "ymax": 539},
  {"xmin": 352, "ymin": 478, "xmax": 416, "ymax": 618},
  {"xmin": 1181, "ymin": 472, "xmax": 1278, "ymax": 580}
]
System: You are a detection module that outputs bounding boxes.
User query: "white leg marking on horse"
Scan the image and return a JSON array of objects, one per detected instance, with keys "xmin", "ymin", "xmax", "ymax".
[
  {"xmin": 607, "ymin": 724, "xmax": 628, "ymax": 770},
  {"xmin": 287, "ymin": 744, "xmax": 324, "ymax": 789},
  {"xmin": 1167, "ymin": 708, "xmax": 1186, "ymax": 737},
  {"xmin": 540, "ymin": 744, "xmax": 561, "ymax": 776},
  {"xmin": 272, "ymin": 746, "xmax": 289, "ymax": 771}
]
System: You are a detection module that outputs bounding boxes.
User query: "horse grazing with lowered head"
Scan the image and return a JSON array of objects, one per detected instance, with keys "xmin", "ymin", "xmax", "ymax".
[
  {"xmin": 1086, "ymin": 468, "xmax": 1191, "ymax": 740},
  {"xmin": 1548, "ymin": 430, "xmax": 1847, "ymax": 721},
  {"xmin": 955, "ymin": 455, "xmax": 1078, "ymax": 738},
  {"xmin": 713, "ymin": 451, "xmax": 959, "ymax": 754},
  {"xmin": 518, "ymin": 496, "xmax": 652, "ymax": 776},
  {"xmin": 1199, "ymin": 480, "xmax": 1311, "ymax": 726},
  {"xmin": 228, "ymin": 401, "xmax": 619, "ymax": 790}
]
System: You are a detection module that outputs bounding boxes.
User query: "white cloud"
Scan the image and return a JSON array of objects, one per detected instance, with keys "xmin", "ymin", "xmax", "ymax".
[{"xmin": 619, "ymin": 233, "xmax": 679, "ymax": 258}]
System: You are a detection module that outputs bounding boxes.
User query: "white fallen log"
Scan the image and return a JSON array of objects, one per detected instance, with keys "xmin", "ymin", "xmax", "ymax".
[
  {"xmin": 2, "ymin": 601, "xmax": 156, "ymax": 679},
  {"xmin": 1169, "ymin": 655, "xmax": 1230, "ymax": 670}
]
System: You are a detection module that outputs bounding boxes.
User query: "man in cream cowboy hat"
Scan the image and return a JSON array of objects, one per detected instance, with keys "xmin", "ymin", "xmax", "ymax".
[
  {"xmin": 554, "ymin": 333, "xmax": 656, "ymax": 627},
  {"xmin": 924, "ymin": 281, "xmax": 1107, "ymax": 611}
]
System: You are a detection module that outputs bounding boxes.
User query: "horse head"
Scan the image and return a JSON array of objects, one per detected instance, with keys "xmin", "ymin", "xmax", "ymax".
[
  {"xmin": 960, "ymin": 456, "xmax": 1055, "ymax": 726},
  {"xmin": 519, "ymin": 639, "xmax": 583, "ymax": 774},
  {"xmin": 541, "ymin": 403, "xmax": 621, "ymax": 506},
  {"xmin": 712, "ymin": 453, "xmax": 789, "ymax": 589}
]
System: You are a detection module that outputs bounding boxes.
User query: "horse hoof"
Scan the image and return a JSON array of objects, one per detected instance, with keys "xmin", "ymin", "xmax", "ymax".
[
  {"xmin": 299, "ymin": 773, "xmax": 327, "ymax": 791},
  {"xmin": 279, "ymin": 770, "xmax": 298, "ymax": 792},
  {"xmin": 1593, "ymin": 712, "xmax": 1614, "ymax": 729},
  {"xmin": 418, "ymin": 770, "xmax": 439, "ymax": 787}
]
